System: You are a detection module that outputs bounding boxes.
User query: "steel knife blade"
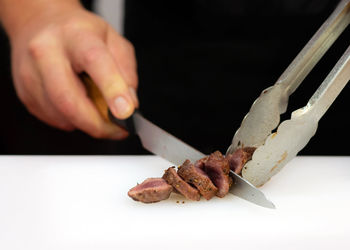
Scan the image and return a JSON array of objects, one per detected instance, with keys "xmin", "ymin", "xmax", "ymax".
[
  {"xmin": 113, "ymin": 110, "xmax": 275, "ymax": 209},
  {"xmin": 132, "ymin": 112, "xmax": 205, "ymax": 165},
  {"xmin": 81, "ymin": 74, "xmax": 275, "ymax": 208},
  {"xmin": 229, "ymin": 171, "xmax": 275, "ymax": 209}
]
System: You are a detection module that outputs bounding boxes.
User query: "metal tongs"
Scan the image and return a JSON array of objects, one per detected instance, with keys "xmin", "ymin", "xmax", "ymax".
[{"xmin": 226, "ymin": 0, "xmax": 350, "ymax": 187}]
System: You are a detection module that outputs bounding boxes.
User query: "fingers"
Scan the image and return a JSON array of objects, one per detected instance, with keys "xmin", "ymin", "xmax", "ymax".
[
  {"xmin": 14, "ymin": 57, "xmax": 75, "ymax": 131},
  {"xmin": 67, "ymin": 34, "xmax": 136, "ymax": 119},
  {"xmin": 30, "ymin": 37, "xmax": 128, "ymax": 139}
]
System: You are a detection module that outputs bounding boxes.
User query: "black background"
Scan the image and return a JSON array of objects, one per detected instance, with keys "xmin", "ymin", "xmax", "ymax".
[{"xmin": 0, "ymin": 0, "xmax": 349, "ymax": 155}]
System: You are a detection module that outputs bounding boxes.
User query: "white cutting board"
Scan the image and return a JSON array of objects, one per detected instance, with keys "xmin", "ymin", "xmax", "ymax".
[{"xmin": 0, "ymin": 156, "xmax": 349, "ymax": 250}]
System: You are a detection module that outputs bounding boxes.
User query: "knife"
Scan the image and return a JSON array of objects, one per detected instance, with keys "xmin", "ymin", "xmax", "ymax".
[{"xmin": 81, "ymin": 74, "xmax": 275, "ymax": 209}]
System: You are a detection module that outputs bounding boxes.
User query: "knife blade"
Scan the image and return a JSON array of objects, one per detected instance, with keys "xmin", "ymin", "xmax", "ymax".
[
  {"xmin": 230, "ymin": 171, "xmax": 275, "ymax": 209},
  {"xmin": 132, "ymin": 111, "xmax": 205, "ymax": 165},
  {"xmin": 81, "ymin": 74, "xmax": 275, "ymax": 209},
  {"xmin": 113, "ymin": 110, "xmax": 275, "ymax": 209}
]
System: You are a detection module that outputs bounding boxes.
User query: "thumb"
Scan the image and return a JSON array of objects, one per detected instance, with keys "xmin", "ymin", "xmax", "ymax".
[{"xmin": 70, "ymin": 37, "xmax": 135, "ymax": 119}]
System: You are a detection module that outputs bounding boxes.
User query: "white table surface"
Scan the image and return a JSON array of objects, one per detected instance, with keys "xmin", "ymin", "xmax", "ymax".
[{"xmin": 0, "ymin": 155, "xmax": 349, "ymax": 250}]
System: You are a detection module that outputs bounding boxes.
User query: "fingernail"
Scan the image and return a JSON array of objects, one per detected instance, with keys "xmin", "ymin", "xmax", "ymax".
[
  {"xmin": 114, "ymin": 96, "xmax": 133, "ymax": 118},
  {"xmin": 128, "ymin": 87, "xmax": 139, "ymax": 107}
]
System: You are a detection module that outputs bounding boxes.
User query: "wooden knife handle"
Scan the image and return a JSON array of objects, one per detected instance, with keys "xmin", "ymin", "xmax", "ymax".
[{"xmin": 80, "ymin": 73, "xmax": 111, "ymax": 123}]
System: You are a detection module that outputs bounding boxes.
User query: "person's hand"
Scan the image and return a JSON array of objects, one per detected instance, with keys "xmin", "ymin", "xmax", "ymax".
[{"xmin": 4, "ymin": 1, "xmax": 138, "ymax": 139}]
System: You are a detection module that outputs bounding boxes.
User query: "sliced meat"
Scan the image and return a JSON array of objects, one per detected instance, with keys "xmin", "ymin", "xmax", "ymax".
[
  {"xmin": 177, "ymin": 160, "xmax": 218, "ymax": 200},
  {"xmin": 162, "ymin": 167, "xmax": 200, "ymax": 201},
  {"xmin": 227, "ymin": 147, "xmax": 256, "ymax": 174},
  {"xmin": 128, "ymin": 178, "xmax": 173, "ymax": 203},
  {"xmin": 194, "ymin": 156, "xmax": 208, "ymax": 170},
  {"xmin": 204, "ymin": 151, "xmax": 232, "ymax": 198}
]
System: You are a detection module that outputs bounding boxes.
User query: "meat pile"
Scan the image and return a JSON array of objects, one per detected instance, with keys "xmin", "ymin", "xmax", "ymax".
[{"xmin": 128, "ymin": 147, "xmax": 256, "ymax": 203}]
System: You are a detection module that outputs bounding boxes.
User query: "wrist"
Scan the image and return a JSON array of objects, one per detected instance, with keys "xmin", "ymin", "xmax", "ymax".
[{"xmin": 0, "ymin": 0, "xmax": 82, "ymax": 40}]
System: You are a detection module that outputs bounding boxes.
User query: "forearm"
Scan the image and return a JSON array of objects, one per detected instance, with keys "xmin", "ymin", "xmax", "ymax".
[{"xmin": 0, "ymin": 0, "xmax": 81, "ymax": 39}]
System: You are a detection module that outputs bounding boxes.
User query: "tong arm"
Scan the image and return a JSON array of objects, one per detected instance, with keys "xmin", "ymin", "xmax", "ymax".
[{"xmin": 278, "ymin": 0, "xmax": 350, "ymax": 97}]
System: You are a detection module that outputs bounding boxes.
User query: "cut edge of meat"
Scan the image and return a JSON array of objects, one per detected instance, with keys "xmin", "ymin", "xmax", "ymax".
[
  {"xmin": 128, "ymin": 178, "xmax": 173, "ymax": 203},
  {"xmin": 177, "ymin": 160, "xmax": 218, "ymax": 200},
  {"xmin": 194, "ymin": 156, "xmax": 208, "ymax": 170},
  {"xmin": 227, "ymin": 147, "xmax": 256, "ymax": 174},
  {"xmin": 204, "ymin": 151, "xmax": 231, "ymax": 198},
  {"xmin": 162, "ymin": 167, "xmax": 200, "ymax": 201}
]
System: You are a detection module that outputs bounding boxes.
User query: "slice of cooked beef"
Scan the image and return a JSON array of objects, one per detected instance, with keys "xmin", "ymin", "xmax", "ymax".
[
  {"xmin": 194, "ymin": 156, "xmax": 208, "ymax": 170},
  {"xmin": 128, "ymin": 178, "xmax": 173, "ymax": 203},
  {"xmin": 162, "ymin": 167, "xmax": 200, "ymax": 201},
  {"xmin": 204, "ymin": 151, "xmax": 232, "ymax": 198},
  {"xmin": 227, "ymin": 147, "xmax": 256, "ymax": 174},
  {"xmin": 177, "ymin": 160, "xmax": 217, "ymax": 200}
]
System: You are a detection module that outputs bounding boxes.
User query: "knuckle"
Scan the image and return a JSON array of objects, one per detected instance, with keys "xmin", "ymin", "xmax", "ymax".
[
  {"xmin": 18, "ymin": 64, "xmax": 34, "ymax": 88},
  {"xmin": 28, "ymin": 29, "xmax": 58, "ymax": 59},
  {"xmin": 81, "ymin": 46, "xmax": 105, "ymax": 66},
  {"xmin": 53, "ymin": 92, "xmax": 77, "ymax": 118},
  {"xmin": 29, "ymin": 40, "xmax": 46, "ymax": 59},
  {"xmin": 28, "ymin": 36, "xmax": 53, "ymax": 60}
]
